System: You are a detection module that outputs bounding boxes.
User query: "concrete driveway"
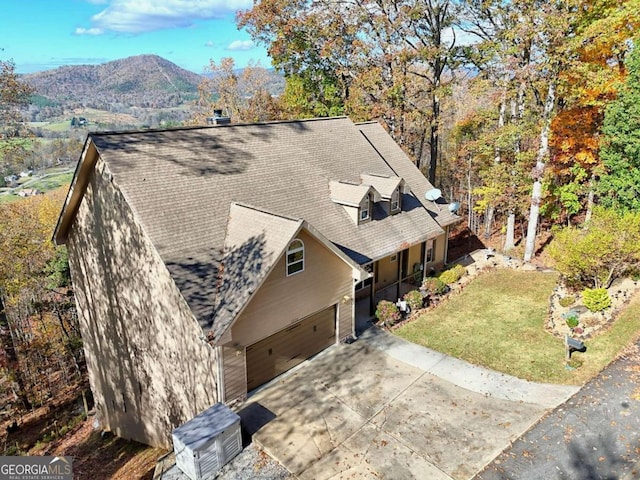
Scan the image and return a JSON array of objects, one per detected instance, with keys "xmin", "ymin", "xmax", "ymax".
[{"xmin": 238, "ymin": 328, "xmax": 578, "ymax": 479}]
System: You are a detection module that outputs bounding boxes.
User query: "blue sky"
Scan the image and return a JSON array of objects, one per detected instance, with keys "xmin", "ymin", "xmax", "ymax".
[{"xmin": 0, "ymin": 0, "xmax": 272, "ymax": 74}]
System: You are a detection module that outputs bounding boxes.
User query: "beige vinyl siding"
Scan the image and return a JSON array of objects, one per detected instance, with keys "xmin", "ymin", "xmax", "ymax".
[
  {"xmin": 376, "ymin": 254, "xmax": 399, "ymax": 290},
  {"xmin": 407, "ymin": 243, "xmax": 423, "ymax": 278},
  {"xmin": 433, "ymin": 232, "xmax": 447, "ymax": 268},
  {"xmin": 222, "ymin": 346, "xmax": 247, "ymax": 404},
  {"xmin": 231, "ymin": 229, "xmax": 353, "ymax": 347},
  {"xmin": 67, "ymin": 158, "xmax": 218, "ymax": 449}
]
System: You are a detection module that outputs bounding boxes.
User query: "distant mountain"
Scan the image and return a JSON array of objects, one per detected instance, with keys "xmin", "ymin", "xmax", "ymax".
[
  {"xmin": 21, "ymin": 54, "xmax": 284, "ymax": 128},
  {"xmin": 24, "ymin": 54, "xmax": 203, "ymax": 102}
]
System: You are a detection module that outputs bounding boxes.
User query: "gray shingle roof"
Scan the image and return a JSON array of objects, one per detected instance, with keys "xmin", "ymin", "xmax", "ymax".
[
  {"xmin": 356, "ymin": 121, "xmax": 460, "ymax": 227},
  {"xmin": 78, "ymin": 117, "xmax": 458, "ymax": 332}
]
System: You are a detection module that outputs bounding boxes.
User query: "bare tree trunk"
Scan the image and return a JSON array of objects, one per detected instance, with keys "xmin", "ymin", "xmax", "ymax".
[
  {"xmin": 585, "ymin": 173, "xmax": 595, "ymax": 223},
  {"xmin": 483, "ymin": 207, "xmax": 494, "ymax": 239},
  {"xmin": 428, "ymin": 92, "xmax": 440, "ymax": 184},
  {"xmin": 524, "ymin": 81, "xmax": 556, "ymax": 262},
  {"xmin": 485, "ymin": 89, "xmax": 507, "ymax": 239},
  {"xmin": 467, "ymin": 156, "xmax": 473, "ymax": 230},
  {"xmin": 504, "ymin": 213, "xmax": 516, "ymax": 251},
  {"xmin": 505, "ymin": 80, "xmax": 528, "ymax": 250}
]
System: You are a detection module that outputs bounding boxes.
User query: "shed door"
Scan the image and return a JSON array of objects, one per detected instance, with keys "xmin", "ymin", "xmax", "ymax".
[{"xmin": 246, "ymin": 305, "xmax": 336, "ymax": 391}]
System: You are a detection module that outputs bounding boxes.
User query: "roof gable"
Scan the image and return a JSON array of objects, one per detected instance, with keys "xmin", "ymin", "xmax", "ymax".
[
  {"xmin": 210, "ymin": 203, "xmax": 303, "ymax": 339},
  {"xmin": 329, "ymin": 180, "xmax": 381, "ymax": 207},
  {"xmin": 210, "ymin": 202, "xmax": 367, "ymax": 342},
  {"xmin": 360, "ymin": 173, "xmax": 406, "ymax": 198},
  {"xmin": 54, "ymin": 117, "xmax": 457, "ymax": 332}
]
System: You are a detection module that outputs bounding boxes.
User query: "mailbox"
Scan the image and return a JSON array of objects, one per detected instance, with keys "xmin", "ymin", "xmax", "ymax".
[{"xmin": 565, "ymin": 335, "xmax": 587, "ymax": 360}]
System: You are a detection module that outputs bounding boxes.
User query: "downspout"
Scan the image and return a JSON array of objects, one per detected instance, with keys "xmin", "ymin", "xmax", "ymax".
[
  {"xmin": 396, "ymin": 250, "xmax": 403, "ymax": 301},
  {"xmin": 351, "ymin": 277, "xmax": 357, "ymax": 340},
  {"xmin": 370, "ymin": 262, "xmax": 377, "ymax": 317},
  {"xmin": 443, "ymin": 226, "xmax": 450, "ymax": 264},
  {"xmin": 215, "ymin": 345, "xmax": 225, "ymax": 403}
]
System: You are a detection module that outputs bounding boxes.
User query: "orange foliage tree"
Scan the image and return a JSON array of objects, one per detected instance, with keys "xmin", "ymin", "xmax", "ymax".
[{"xmin": 548, "ymin": 0, "xmax": 640, "ymax": 222}]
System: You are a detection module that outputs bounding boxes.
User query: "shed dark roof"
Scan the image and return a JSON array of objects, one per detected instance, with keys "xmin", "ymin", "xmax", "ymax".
[{"xmin": 58, "ymin": 117, "xmax": 459, "ymax": 333}]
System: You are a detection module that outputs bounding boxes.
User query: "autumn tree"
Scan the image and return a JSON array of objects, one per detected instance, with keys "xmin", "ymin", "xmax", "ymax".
[
  {"xmin": 0, "ymin": 59, "xmax": 33, "ymax": 135},
  {"xmin": 1, "ymin": 58, "xmax": 35, "ymax": 175},
  {"xmin": 0, "ymin": 189, "xmax": 83, "ymax": 411},
  {"xmin": 548, "ymin": 0, "xmax": 639, "ymax": 222},
  {"xmin": 456, "ymin": 0, "xmax": 566, "ymax": 250},
  {"xmin": 192, "ymin": 58, "xmax": 279, "ymax": 124},
  {"xmin": 238, "ymin": 0, "xmax": 460, "ymax": 183}
]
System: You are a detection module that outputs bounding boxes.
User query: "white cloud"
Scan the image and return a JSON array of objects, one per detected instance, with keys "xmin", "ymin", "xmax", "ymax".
[
  {"xmin": 75, "ymin": 27, "xmax": 105, "ymax": 35},
  {"xmin": 87, "ymin": 0, "xmax": 253, "ymax": 34},
  {"xmin": 205, "ymin": 41, "xmax": 215, "ymax": 47},
  {"xmin": 226, "ymin": 40, "xmax": 253, "ymax": 51}
]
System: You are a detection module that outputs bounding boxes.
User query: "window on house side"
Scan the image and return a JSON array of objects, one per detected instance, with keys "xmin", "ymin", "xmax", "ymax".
[
  {"xmin": 391, "ymin": 187, "xmax": 400, "ymax": 212},
  {"xmin": 286, "ymin": 239, "xmax": 304, "ymax": 276},
  {"xmin": 426, "ymin": 246, "xmax": 435, "ymax": 263},
  {"xmin": 360, "ymin": 203, "xmax": 369, "ymax": 221}
]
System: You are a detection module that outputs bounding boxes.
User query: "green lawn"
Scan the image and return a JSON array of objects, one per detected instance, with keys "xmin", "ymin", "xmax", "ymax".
[
  {"xmin": 0, "ymin": 193, "xmax": 18, "ymax": 205},
  {"xmin": 0, "ymin": 171, "xmax": 73, "ymax": 205},
  {"xmin": 395, "ymin": 269, "xmax": 640, "ymax": 385},
  {"xmin": 26, "ymin": 172, "xmax": 73, "ymax": 191}
]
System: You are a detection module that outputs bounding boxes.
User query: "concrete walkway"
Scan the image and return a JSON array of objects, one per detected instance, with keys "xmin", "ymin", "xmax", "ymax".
[
  {"xmin": 359, "ymin": 326, "xmax": 579, "ymax": 408},
  {"xmin": 240, "ymin": 327, "xmax": 579, "ymax": 480}
]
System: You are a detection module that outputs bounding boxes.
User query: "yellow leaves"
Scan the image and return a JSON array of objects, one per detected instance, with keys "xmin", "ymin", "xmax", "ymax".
[{"xmin": 0, "ymin": 189, "xmax": 65, "ymax": 297}]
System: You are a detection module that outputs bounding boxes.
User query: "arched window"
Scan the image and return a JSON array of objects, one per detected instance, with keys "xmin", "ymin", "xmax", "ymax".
[{"xmin": 286, "ymin": 239, "xmax": 304, "ymax": 276}]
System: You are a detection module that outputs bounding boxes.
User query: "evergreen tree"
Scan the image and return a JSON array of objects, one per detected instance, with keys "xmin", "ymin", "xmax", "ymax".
[{"xmin": 597, "ymin": 41, "xmax": 640, "ymax": 212}]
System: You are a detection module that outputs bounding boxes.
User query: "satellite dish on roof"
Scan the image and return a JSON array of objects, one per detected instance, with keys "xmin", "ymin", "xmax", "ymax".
[
  {"xmin": 448, "ymin": 202, "xmax": 460, "ymax": 213},
  {"xmin": 424, "ymin": 189, "xmax": 442, "ymax": 201}
]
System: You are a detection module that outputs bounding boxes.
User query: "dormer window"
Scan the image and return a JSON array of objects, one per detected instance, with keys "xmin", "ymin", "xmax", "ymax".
[
  {"xmin": 329, "ymin": 180, "xmax": 380, "ymax": 225},
  {"xmin": 390, "ymin": 186, "xmax": 401, "ymax": 212},
  {"xmin": 360, "ymin": 173, "xmax": 405, "ymax": 217},
  {"xmin": 360, "ymin": 196, "xmax": 370, "ymax": 221},
  {"xmin": 286, "ymin": 239, "xmax": 304, "ymax": 276}
]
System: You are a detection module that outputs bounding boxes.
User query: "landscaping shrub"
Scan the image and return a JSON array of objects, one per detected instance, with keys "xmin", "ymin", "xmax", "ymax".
[
  {"xmin": 438, "ymin": 264, "xmax": 466, "ymax": 284},
  {"xmin": 565, "ymin": 315, "xmax": 579, "ymax": 328},
  {"xmin": 582, "ymin": 288, "xmax": 611, "ymax": 312},
  {"xmin": 375, "ymin": 300, "xmax": 400, "ymax": 327},
  {"xmin": 421, "ymin": 277, "xmax": 447, "ymax": 295},
  {"xmin": 403, "ymin": 290, "xmax": 423, "ymax": 311},
  {"xmin": 559, "ymin": 295, "xmax": 576, "ymax": 308}
]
